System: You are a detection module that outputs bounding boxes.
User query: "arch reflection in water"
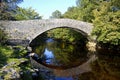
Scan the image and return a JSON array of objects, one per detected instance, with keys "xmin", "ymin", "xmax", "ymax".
[{"xmin": 33, "ymin": 38, "xmax": 88, "ymax": 69}]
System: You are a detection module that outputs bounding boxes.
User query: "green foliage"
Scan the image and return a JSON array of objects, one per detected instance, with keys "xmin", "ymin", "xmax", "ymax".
[
  {"xmin": 63, "ymin": 0, "xmax": 120, "ymax": 46},
  {"xmin": 76, "ymin": 0, "xmax": 99, "ymax": 22},
  {"xmin": 0, "ymin": 46, "xmax": 13, "ymax": 58},
  {"xmin": 47, "ymin": 28, "xmax": 87, "ymax": 43},
  {"xmin": 50, "ymin": 10, "xmax": 62, "ymax": 18},
  {"xmin": 0, "ymin": 0, "xmax": 23, "ymax": 20},
  {"xmin": 14, "ymin": 7, "xmax": 42, "ymax": 20},
  {"xmin": 92, "ymin": 1, "xmax": 120, "ymax": 45},
  {"xmin": 63, "ymin": 0, "xmax": 99, "ymax": 22},
  {"xmin": 63, "ymin": 7, "xmax": 81, "ymax": 20},
  {"xmin": 0, "ymin": 0, "xmax": 42, "ymax": 20}
]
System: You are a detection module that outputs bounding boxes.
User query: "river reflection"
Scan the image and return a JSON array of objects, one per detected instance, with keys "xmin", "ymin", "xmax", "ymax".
[
  {"xmin": 33, "ymin": 38, "xmax": 88, "ymax": 69},
  {"xmin": 78, "ymin": 48, "xmax": 120, "ymax": 80},
  {"xmin": 31, "ymin": 38, "xmax": 120, "ymax": 80}
]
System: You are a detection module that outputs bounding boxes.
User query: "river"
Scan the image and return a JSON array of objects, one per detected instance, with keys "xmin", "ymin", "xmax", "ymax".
[{"xmin": 31, "ymin": 38, "xmax": 120, "ymax": 80}]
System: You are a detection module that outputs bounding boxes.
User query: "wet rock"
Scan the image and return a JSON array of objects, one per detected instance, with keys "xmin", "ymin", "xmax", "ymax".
[
  {"xmin": 19, "ymin": 60, "xmax": 28, "ymax": 66},
  {"xmin": 0, "ymin": 76, "xmax": 4, "ymax": 80},
  {"xmin": 32, "ymin": 72, "xmax": 38, "ymax": 80},
  {"xmin": 34, "ymin": 69, "xmax": 39, "ymax": 74},
  {"xmin": 6, "ymin": 39, "xmax": 30, "ymax": 46},
  {"xmin": 34, "ymin": 69, "xmax": 39, "ymax": 72},
  {"xmin": 19, "ymin": 71, "xmax": 24, "ymax": 78},
  {"xmin": 29, "ymin": 53, "xmax": 40, "ymax": 61},
  {"xmin": 26, "ymin": 46, "xmax": 32, "ymax": 52}
]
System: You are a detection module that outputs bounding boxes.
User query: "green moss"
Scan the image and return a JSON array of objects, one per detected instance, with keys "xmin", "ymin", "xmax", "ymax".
[
  {"xmin": 0, "ymin": 46, "xmax": 13, "ymax": 57},
  {"xmin": 0, "ymin": 45, "xmax": 13, "ymax": 67},
  {"xmin": 11, "ymin": 46, "xmax": 28, "ymax": 58}
]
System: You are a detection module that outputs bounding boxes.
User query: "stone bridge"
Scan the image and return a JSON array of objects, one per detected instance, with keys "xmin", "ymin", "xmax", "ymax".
[{"xmin": 0, "ymin": 19, "xmax": 93, "ymax": 46}]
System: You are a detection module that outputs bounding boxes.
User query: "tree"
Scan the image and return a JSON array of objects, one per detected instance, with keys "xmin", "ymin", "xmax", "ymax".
[
  {"xmin": 0, "ymin": 0, "xmax": 23, "ymax": 20},
  {"xmin": 50, "ymin": 10, "xmax": 62, "ymax": 19},
  {"xmin": 63, "ymin": 0, "xmax": 99, "ymax": 22},
  {"xmin": 14, "ymin": 7, "xmax": 42, "ymax": 20},
  {"xmin": 63, "ymin": 7, "xmax": 81, "ymax": 20},
  {"xmin": 63, "ymin": 0, "xmax": 120, "ymax": 47},
  {"xmin": 92, "ymin": 1, "xmax": 120, "ymax": 46}
]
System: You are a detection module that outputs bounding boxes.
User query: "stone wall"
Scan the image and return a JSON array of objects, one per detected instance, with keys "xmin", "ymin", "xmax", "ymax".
[{"xmin": 0, "ymin": 19, "xmax": 93, "ymax": 46}]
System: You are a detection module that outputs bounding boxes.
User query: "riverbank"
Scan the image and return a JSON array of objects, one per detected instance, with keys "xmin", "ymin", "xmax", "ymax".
[{"xmin": 0, "ymin": 45, "xmax": 44, "ymax": 80}]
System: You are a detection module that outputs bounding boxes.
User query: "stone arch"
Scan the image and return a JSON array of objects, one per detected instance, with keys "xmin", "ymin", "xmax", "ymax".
[
  {"xmin": 29, "ymin": 27, "xmax": 89, "ymax": 47},
  {"xmin": 27, "ymin": 19, "xmax": 93, "ymax": 43},
  {"xmin": 0, "ymin": 19, "xmax": 93, "ymax": 46}
]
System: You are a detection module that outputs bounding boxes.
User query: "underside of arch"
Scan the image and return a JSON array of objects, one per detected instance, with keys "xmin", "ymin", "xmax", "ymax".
[{"xmin": 29, "ymin": 27, "xmax": 89, "ymax": 47}]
